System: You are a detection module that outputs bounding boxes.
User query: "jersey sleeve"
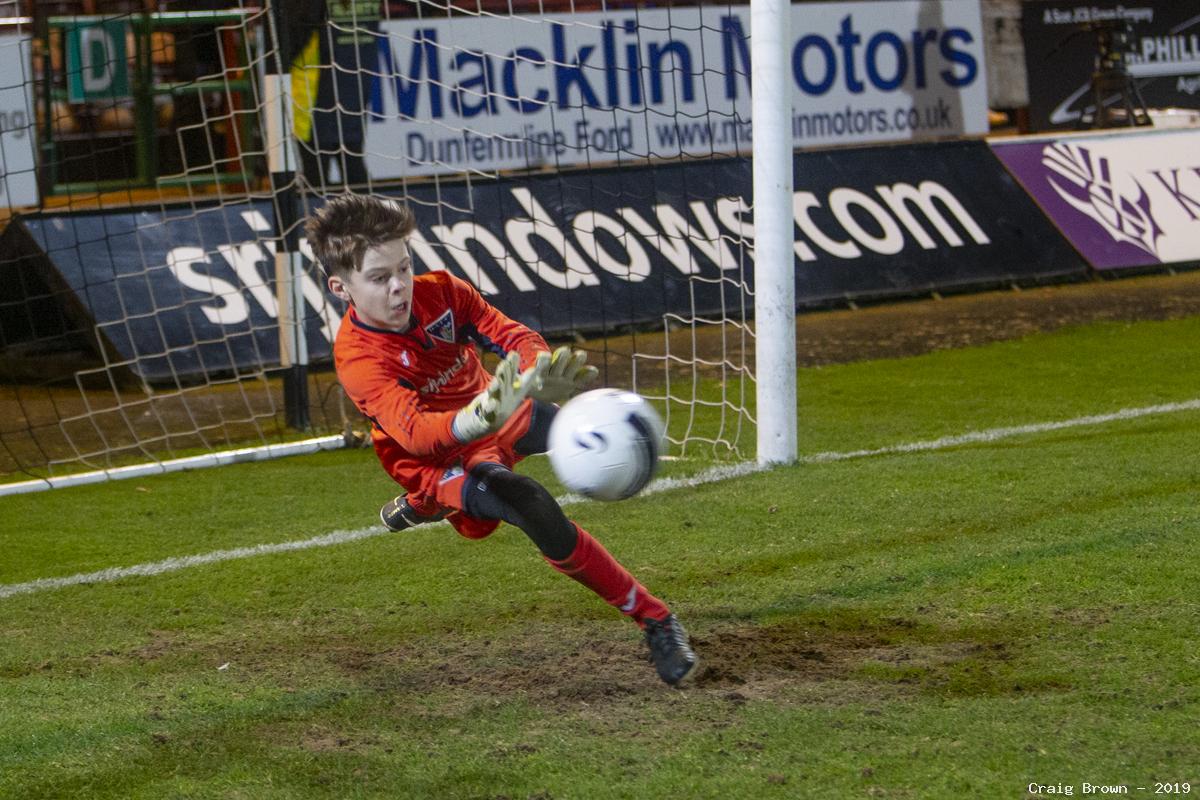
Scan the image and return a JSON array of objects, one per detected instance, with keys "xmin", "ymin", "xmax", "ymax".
[
  {"xmin": 337, "ymin": 350, "xmax": 462, "ymax": 459},
  {"xmin": 447, "ymin": 273, "xmax": 549, "ymax": 368}
]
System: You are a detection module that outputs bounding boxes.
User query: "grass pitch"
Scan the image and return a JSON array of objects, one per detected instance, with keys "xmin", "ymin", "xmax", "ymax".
[{"xmin": 1, "ymin": 317, "xmax": 1198, "ymax": 798}]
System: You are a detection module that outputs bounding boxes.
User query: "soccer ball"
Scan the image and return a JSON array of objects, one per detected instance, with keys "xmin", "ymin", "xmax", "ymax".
[{"xmin": 547, "ymin": 388, "xmax": 666, "ymax": 501}]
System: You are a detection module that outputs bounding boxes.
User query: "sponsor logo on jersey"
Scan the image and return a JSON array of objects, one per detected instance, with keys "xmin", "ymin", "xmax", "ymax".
[
  {"xmin": 422, "ymin": 350, "xmax": 471, "ymax": 394},
  {"xmin": 424, "ymin": 309, "xmax": 456, "ymax": 343}
]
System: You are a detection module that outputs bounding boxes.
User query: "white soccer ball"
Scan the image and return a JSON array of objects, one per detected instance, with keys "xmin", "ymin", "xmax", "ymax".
[{"xmin": 548, "ymin": 388, "xmax": 666, "ymax": 501}]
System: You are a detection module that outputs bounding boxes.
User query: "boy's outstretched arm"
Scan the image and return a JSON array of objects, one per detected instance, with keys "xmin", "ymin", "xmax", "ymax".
[{"xmin": 452, "ymin": 351, "xmax": 549, "ymax": 443}]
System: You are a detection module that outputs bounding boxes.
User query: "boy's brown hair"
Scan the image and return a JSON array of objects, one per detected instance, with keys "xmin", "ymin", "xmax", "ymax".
[{"xmin": 304, "ymin": 194, "xmax": 416, "ymax": 277}]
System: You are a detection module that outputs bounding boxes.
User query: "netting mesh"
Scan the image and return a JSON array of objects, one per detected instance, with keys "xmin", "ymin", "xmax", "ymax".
[{"xmin": 0, "ymin": 0, "xmax": 757, "ymax": 484}]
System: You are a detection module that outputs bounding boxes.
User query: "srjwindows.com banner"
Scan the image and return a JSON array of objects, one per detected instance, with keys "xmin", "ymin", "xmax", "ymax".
[{"xmin": 7, "ymin": 140, "xmax": 1081, "ymax": 382}]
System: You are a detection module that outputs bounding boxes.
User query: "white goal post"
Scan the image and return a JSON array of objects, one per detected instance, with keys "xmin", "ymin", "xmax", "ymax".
[{"xmin": 751, "ymin": 0, "xmax": 797, "ymax": 465}]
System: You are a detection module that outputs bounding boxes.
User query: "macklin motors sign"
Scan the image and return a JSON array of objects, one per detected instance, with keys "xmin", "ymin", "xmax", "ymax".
[{"xmin": 362, "ymin": 0, "xmax": 988, "ymax": 178}]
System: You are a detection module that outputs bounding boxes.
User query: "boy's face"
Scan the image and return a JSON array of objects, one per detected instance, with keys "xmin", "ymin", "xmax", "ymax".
[{"xmin": 327, "ymin": 238, "xmax": 414, "ymax": 331}]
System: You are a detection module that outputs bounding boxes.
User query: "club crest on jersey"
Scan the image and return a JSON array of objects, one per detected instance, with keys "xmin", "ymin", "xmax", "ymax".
[
  {"xmin": 424, "ymin": 310, "xmax": 456, "ymax": 344},
  {"xmin": 399, "ymin": 350, "xmax": 411, "ymax": 367}
]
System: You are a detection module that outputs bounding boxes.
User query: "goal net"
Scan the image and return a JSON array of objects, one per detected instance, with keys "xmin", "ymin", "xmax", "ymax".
[{"xmin": 0, "ymin": 0, "xmax": 757, "ymax": 490}]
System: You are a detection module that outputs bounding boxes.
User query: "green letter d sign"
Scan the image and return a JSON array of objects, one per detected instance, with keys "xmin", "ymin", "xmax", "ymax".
[{"xmin": 66, "ymin": 20, "xmax": 131, "ymax": 103}]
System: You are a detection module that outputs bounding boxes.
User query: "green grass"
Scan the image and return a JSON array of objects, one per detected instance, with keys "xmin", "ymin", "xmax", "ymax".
[{"xmin": 1, "ymin": 318, "xmax": 1198, "ymax": 798}]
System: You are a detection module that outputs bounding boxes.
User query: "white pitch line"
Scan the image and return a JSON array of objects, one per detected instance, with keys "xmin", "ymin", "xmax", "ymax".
[
  {"xmin": 0, "ymin": 462, "xmax": 767, "ymax": 602},
  {"xmin": 3, "ymin": 398, "xmax": 1197, "ymax": 602},
  {"xmin": 800, "ymin": 398, "xmax": 1200, "ymax": 463},
  {"xmin": 0, "ymin": 528, "xmax": 388, "ymax": 601}
]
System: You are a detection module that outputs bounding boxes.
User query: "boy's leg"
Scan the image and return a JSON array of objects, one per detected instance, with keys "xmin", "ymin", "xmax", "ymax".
[
  {"xmin": 464, "ymin": 462, "xmax": 672, "ymax": 623},
  {"xmin": 374, "ymin": 401, "xmax": 544, "ymax": 538},
  {"xmin": 463, "ymin": 463, "xmax": 698, "ymax": 685},
  {"xmin": 379, "ymin": 478, "xmax": 501, "ymax": 540},
  {"xmin": 464, "ymin": 463, "xmax": 669, "ymax": 620},
  {"xmin": 372, "ymin": 407, "xmax": 699, "ymax": 683},
  {"xmin": 544, "ymin": 522, "xmax": 671, "ymax": 625}
]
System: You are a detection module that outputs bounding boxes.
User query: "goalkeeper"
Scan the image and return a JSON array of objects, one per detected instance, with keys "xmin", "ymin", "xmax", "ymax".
[{"xmin": 305, "ymin": 194, "xmax": 697, "ymax": 687}]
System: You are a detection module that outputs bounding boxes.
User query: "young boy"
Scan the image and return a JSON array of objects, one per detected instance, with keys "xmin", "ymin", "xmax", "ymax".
[{"xmin": 304, "ymin": 194, "xmax": 698, "ymax": 686}]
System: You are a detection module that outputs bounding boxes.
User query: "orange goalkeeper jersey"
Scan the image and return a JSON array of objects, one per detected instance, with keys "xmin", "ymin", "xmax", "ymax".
[{"xmin": 334, "ymin": 270, "xmax": 548, "ymax": 477}]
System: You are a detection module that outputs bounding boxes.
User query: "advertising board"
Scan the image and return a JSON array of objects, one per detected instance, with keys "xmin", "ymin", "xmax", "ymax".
[
  {"xmin": 1022, "ymin": 0, "xmax": 1200, "ymax": 131},
  {"xmin": 364, "ymin": 1, "xmax": 988, "ymax": 178},
  {"xmin": 991, "ymin": 128, "xmax": 1200, "ymax": 269},
  {"xmin": 8, "ymin": 141, "xmax": 1083, "ymax": 382},
  {"xmin": 0, "ymin": 31, "xmax": 38, "ymax": 208}
]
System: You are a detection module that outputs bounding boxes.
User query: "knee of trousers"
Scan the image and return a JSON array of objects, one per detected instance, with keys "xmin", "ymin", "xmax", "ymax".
[{"xmin": 466, "ymin": 463, "xmax": 570, "ymax": 535}]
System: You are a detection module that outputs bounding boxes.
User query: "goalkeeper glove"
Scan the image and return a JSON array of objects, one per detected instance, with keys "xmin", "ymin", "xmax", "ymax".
[
  {"xmin": 532, "ymin": 345, "xmax": 598, "ymax": 404},
  {"xmin": 452, "ymin": 351, "xmax": 549, "ymax": 443}
]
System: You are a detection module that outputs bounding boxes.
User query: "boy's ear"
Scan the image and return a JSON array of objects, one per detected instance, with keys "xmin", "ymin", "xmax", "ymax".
[{"xmin": 327, "ymin": 273, "xmax": 352, "ymax": 303}]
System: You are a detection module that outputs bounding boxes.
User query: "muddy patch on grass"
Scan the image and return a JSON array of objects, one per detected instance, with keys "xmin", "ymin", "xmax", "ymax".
[
  {"xmin": 324, "ymin": 616, "xmax": 1071, "ymax": 707},
  {"xmin": 299, "ymin": 729, "xmax": 389, "ymax": 754}
]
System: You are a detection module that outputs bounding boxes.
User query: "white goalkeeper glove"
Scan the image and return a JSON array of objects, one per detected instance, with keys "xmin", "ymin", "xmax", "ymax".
[
  {"xmin": 532, "ymin": 345, "xmax": 599, "ymax": 404},
  {"xmin": 452, "ymin": 351, "xmax": 550, "ymax": 443}
]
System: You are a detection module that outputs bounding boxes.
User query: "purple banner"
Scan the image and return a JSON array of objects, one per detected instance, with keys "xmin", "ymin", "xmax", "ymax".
[{"xmin": 991, "ymin": 129, "xmax": 1200, "ymax": 270}]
